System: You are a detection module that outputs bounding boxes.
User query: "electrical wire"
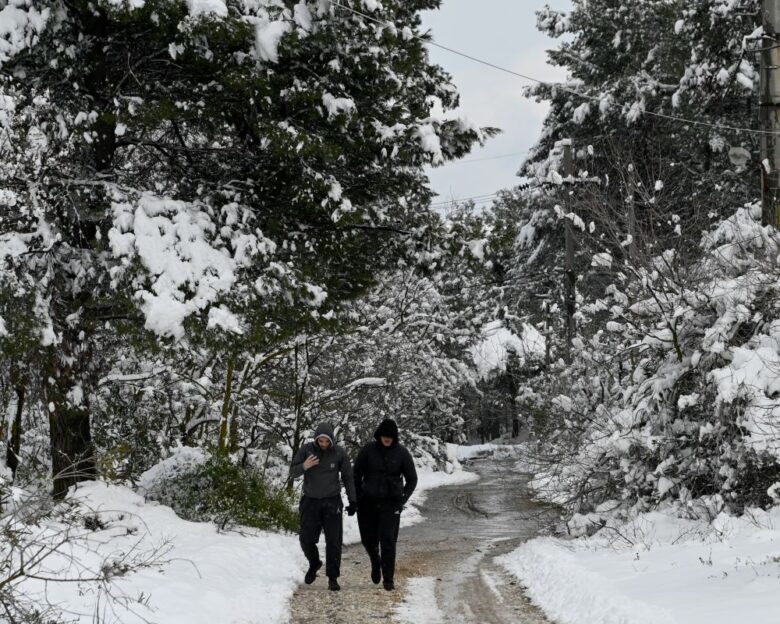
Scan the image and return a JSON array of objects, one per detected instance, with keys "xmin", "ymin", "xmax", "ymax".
[
  {"xmin": 430, "ymin": 192, "xmax": 499, "ymax": 207},
  {"xmin": 447, "ymin": 150, "xmax": 531, "ymax": 164},
  {"xmin": 429, "ymin": 181, "xmax": 546, "ymax": 207},
  {"xmin": 331, "ymin": 1, "xmax": 775, "ymax": 138}
]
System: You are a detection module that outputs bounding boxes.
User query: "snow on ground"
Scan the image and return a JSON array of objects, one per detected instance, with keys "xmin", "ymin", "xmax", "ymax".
[
  {"xmin": 17, "ymin": 481, "xmax": 303, "ymax": 624},
  {"xmin": 394, "ymin": 576, "xmax": 445, "ymax": 624},
  {"xmin": 498, "ymin": 506, "xmax": 780, "ymax": 624},
  {"xmin": 13, "ymin": 454, "xmax": 478, "ymax": 624},
  {"xmin": 449, "ymin": 441, "xmax": 527, "ymax": 461}
]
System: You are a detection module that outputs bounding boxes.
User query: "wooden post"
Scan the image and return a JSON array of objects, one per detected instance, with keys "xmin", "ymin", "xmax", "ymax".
[{"xmin": 761, "ymin": 0, "xmax": 780, "ymax": 228}]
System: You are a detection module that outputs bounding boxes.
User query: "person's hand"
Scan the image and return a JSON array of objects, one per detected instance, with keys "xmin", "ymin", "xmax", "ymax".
[
  {"xmin": 303, "ymin": 454, "xmax": 319, "ymax": 470},
  {"xmin": 345, "ymin": 502, "xmax": 357, "ymax": 516}
]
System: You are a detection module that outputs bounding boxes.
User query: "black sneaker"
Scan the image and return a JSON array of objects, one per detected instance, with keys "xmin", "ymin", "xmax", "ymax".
[
  {"xmin": 304, "ymin": 560, "xmax": 322, "ymax": 584},
  {"xmin": 328, "ymin": 578, "xmax": 341, "ymax": 591},
  {"xmin": 383, "ymin": 580, "xmax": 395, "ymax": 591},
  {"xmin": 370, "ymin": 556, "xmax": 381, "ymax": 584}
]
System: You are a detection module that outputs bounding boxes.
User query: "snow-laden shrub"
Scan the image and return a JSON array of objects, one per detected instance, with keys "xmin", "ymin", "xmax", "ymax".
[
  {"xmin": 403, "ymin": 432, "xmax": 461, "ymax": 473},
  {"xmin": 142, "ymin": 451, "xmax": 298, "ymax": 532},
  {"xmin": 530, "ymin": 203, "xmax": 780, "ymax": 517}
]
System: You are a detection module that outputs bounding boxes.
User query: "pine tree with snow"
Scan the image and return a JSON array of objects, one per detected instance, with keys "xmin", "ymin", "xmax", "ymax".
[
  {"xmin": 528, "ymin": 0, "xmax": 760, "ymax": 265},
  {"xmin": 0, "ymin": 0, "xmax": 488, "ymax": 496}
]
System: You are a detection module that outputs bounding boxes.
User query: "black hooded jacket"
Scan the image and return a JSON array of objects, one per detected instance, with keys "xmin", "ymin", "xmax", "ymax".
[{"xmin": 353, "ymin": 419, "xmax": 418, "ymax": 504}]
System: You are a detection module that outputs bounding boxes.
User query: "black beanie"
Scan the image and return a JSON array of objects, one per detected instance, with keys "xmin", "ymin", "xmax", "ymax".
[{"xmin": 374, "ymin": 418, "xmax": 399, "ymax": 442}]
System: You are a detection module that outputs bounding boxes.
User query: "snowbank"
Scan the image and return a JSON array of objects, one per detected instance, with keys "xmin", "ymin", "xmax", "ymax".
[
  {"xmin": 17, "ymin": 482, "xmax": 302, "ymax": 624},
  {"xmin": 449, "ymin": 441, "xmax": 527, "ymax": 461},
  {"xmin": 498, "ymin": 507, "xmax": 780, "ymax": 624}
]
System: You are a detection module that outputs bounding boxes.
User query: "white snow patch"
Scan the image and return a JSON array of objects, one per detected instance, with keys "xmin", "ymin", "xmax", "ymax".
[
  {"xmin": 471, "ymin": 320, "xmax": 546, "ymax": 380},
  {"xmin": 187, "ymin": 0, "xmax": 227, "ymax": 17},
  {"xmin": 14, "ymin": 481, "xmax": 302, "ymax": 624},
  {"xmin": 499, "ymin": 507, "xmax": 780, "ymax": 624},
  {"xmin": 322, "ymin": 93, "xmax": 356, "ymax": 118},
  {"xmin": 66, "ymin": 384, "xmax": 84, "ymax": 407},
  {"xmin": 677, "ymin": 393, "xmax": 699, "ymax": 409},
  {"xmin": 417, "ymin": 123, "xmax": 443, "ymax": 164},
  {"xmin": 394, "ymin": 577, "xmax": 444, "ymax": 624},
  {"xmin": 498, "ymin": 540, "xmax": 676, "ymax": 624},
  {"xmin": 592, "ymin": 252, "xmax": 613, "ymax": 268},
  {"xmin": 207, "ymin": 305, "xmax": 243, "ymax": 334},
  {"xmin": 572, "ymin": 102, "xmax": 590, "ymax": 124},
  {"xmin": 138, "ymin": 292, "xmax": 190, "ymax": 339},
  {"xmin": 345, "ymin": 377, "xmax": 386, "ymax": 390},
  {"xmin": 468, "ymin": 238, "xmax": 486, "ymax": 261},
  {"xmin": 253, "ymin": 18, "xmax": 292, "ymax": 63},
  {"xmin": 108, "ymin": 194, "xmax": 254, "ymax": 339},
  {"xmin": 0, "ymin": 1, "xmax": 50, "ymax": 63},
  {"xmin": 293, "ymin": 1, "xmax": 312, "ymax": 31}
]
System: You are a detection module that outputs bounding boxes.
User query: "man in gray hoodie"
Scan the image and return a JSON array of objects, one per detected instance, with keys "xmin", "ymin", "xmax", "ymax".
[{"xmin": 289, "ymin": 422, "xmax": 357, "ymax": 591}]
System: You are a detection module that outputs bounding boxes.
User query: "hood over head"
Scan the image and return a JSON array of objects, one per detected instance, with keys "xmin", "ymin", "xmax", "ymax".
[
  {"xmin": 374, "ymin": 418, "xmax": 399, "ymax": 445},
  {"xmin": 313, "ymin": 422, "xmax": 335, "ymax": 446}
]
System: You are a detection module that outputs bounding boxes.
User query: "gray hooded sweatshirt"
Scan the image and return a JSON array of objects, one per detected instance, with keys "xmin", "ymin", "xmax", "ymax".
[{"xmin": 289, "ymin": 422, "xmax": 357, "ymax": 502}]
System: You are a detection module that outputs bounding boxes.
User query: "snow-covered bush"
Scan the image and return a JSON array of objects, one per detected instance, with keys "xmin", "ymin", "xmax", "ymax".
[
  {"xmin": 403, "ymin": 432, "xmax": 460, "ymax": 473},
  {"xmin": 530, "ymin": 204, "xmax": 780, "ymax": 517},
  {"xmin": 141, "ymin": 451, "xmax": 298, "ymax": 532}
]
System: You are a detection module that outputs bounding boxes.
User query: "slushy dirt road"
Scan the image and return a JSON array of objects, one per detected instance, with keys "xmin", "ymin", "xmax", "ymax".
[{"xmin": 288, "ymin": 456, "xmax": 553, "ymax": 624}]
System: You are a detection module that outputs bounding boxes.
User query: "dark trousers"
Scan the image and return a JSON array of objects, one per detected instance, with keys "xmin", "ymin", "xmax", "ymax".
[
  {"xmin": 298, "ymin": 495, "xmax": 343, "ymax": 579},
  {"xmin": 357, "ymin": 498, "xmax": 401, "ymax": 582}
]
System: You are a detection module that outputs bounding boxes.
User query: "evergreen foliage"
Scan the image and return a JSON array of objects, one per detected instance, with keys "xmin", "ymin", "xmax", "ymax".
[
  {"xmin": 472, "ymin": 1, "xmax": 780, "ymax": 520},
  {"xmin": 144, "ymin": 453, "xmax": 299, "ymax": 531},
  {"xmin": 0, "ymin": 0, "xmax": 489, "ymax": 496}
]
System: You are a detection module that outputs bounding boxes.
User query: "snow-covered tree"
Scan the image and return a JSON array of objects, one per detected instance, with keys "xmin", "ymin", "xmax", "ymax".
[
  {"xmin": 527, "ymin": 0, "xmax": 760, "ymax": 264},
  {"xmin": 0, "ymin": 0, "xmax": 489, "ymax": 496}
]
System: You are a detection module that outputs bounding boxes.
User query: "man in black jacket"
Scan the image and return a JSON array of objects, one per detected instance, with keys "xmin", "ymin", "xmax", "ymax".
[
  {"xmin": 353, "ymin": 418, "xmax": 418, "ymax": 591},
  {"xmin": 289, "ymin": 422, "xmax": 357, "ymax": 591}
]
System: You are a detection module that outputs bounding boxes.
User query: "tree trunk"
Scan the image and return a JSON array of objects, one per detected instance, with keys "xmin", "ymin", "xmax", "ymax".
[
  {"xmin": 228, "ymin": 404, "xmax": 239, "ymax": 453},
  {"xmin": 49, "ymin": 407, "xmax": 96, "ymax": 499},
  {"xmin": 218, "ymin": 354, "xmax": 236, "ymax": 452},
  {"xmin": 6, "ymin": 368, "xmax": 24, "ymax": 479},
  {"xmin": 45, "ymin": 347, "xmax": 96, "ymax": 500}
]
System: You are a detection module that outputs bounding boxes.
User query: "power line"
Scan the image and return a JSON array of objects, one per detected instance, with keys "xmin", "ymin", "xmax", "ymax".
[
  {"xmin": 430, "ymin": 193, "xmax": 499, "ymax": 207},
  {"xmin": 446, "ymin": 150, "xmax": 531, "ymax": 165},
  {"xmin": 429, "ymin": 181, "xmax": 546, "ymax": 207},
  {"xmin": 331, "ymin": 1, "xmax": 775, "ymax": 138}
]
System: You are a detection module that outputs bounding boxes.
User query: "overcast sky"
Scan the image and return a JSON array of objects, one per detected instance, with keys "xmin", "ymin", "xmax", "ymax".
[{"xmin": 420, "ymin": 0, "xmax": 571, "ymax": 205}]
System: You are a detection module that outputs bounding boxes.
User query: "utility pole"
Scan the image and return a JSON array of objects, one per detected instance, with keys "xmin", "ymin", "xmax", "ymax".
[
  {"xmin": 562, "ymin": 140, "xmax": 576, "ymax": 362},
  {"xmin": 761, "ymin": 0, "xmax": 780, "ymax": 228}
]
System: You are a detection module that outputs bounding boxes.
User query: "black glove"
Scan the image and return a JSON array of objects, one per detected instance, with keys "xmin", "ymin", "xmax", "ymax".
[{"xmin": 345, "ymin": 502, "xmax": 357, "ymax": 516}]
